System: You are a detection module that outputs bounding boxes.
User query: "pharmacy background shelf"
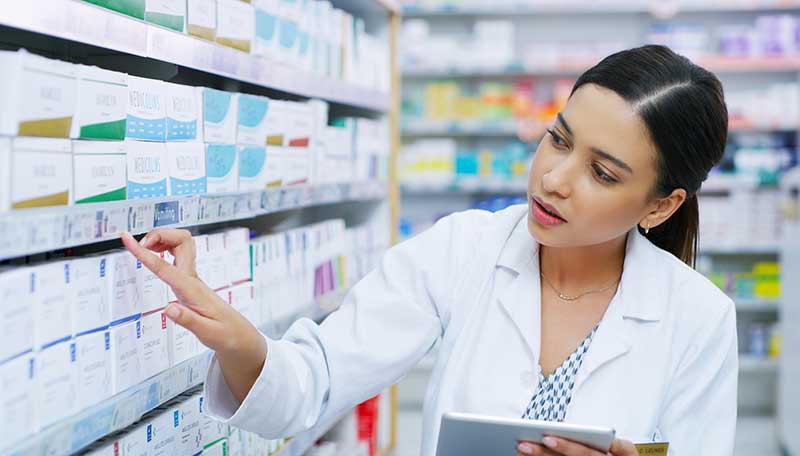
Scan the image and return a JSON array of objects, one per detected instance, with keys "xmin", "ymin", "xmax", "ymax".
[
  {"xmin": 3, "ymin": 288, "xmax": 350, "ymax": 456},
  {"xmin": 0, "ymin": 0, "xmax": 391, "ymax": 113},
  {"xmin": 736, "ymin": 298, "xmax": 781, "ymax": 313},
  {"xmin": 0, "ymin": 181, "xmax": 388, "ymax": 261},
  {"xmin": 402, "ymin": 1, "xmax": 800, "ymax": 17},
  {"xmin": 740, "ymin": 355, "xmax": 780, "ymax": 374}
]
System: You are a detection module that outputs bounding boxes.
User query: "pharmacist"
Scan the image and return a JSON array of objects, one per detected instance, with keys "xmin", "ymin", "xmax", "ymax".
[{"xmin": 123, "ymin": 45, "xmax": 737, "ymax": 456}]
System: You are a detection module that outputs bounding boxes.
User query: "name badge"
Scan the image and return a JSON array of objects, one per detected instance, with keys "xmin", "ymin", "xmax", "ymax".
[{"xmin": 635, "ymin": 442, "xmax": 669, "ymax": 455}]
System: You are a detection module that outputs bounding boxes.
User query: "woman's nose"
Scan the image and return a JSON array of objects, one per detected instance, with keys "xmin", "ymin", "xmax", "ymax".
[{"xmin": 542, "ymin": 162, "xmax": 573, "ymax": 199}]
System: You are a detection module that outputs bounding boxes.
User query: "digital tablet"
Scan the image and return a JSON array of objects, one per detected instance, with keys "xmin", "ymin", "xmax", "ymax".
[{"xmin": 436, "ymin": 412, "xmax": 616, "ymax": 456}]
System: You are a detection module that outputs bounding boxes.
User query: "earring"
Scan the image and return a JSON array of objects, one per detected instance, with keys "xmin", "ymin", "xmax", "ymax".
[{"xmin": 645, "ymin": 223, "xmax": 650, "ymax": 235}]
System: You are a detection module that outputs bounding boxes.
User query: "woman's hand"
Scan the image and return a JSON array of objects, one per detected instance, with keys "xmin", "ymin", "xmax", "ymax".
[
  {"xmin": 121, "ymin": 229, "xmax": 267, "ymax": 403},
  {"xmin": 517, "ymin": 437, "xmax": 638, "ymax": 456}
]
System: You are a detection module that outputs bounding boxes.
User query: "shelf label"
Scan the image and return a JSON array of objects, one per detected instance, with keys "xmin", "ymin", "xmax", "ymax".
[{"xmin": 154, "ymin": 201, "xmax": 180, "ymax": 227}]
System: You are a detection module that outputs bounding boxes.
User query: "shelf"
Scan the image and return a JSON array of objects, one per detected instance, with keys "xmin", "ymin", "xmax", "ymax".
[
  {"xmin": 402, "ymin": 1, "xmax": 800, "ymax": 17},
  {"xmin": 740, "ymin": 355, "xmax": 779, "ymax": 374},
  {"xmin": 401, "ymin": 180, "xmax": 528, "ymax": 195},
  {"xmin": 0, "ymin": 181, "xmax": 388, "ymax": 261},
  {"xmin": 0, "ymin": 0, "xmax": 391, "ymax": 113},
  {"xmin": 402, "ymin": 55, "xmax": 800, "ymax": 78},
  {"xmin": 402, "ymin": 119, "xmax": 519, "ymax": 137},
  {"xmin": 736, "ymin": 298, "xmax": 781, "ymax": 313},
  {"xmin": 4, "ymin": 289, "xmax": 350, "ymax": 456},
  {"xmin": 699, "ymin": 244, "xmax": 781, "ymax": 255}
]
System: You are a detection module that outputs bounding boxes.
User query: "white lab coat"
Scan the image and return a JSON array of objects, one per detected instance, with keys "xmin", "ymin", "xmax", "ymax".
[{"xmin": 204, "ymin": 204, "xmax": 738, "ymax": 455}]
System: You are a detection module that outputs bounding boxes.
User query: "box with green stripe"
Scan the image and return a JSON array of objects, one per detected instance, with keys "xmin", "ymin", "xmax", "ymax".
[
  {"xmin": 145, "ymin": 0, "xmax": 187, "ymax": 33},
  {"xmin": 72, "ymin": 140, "xmax": 127, "ymax": 204},
  {"xmin": 72, "ymin": 65, "xmax": 127, "ymax": 140}
]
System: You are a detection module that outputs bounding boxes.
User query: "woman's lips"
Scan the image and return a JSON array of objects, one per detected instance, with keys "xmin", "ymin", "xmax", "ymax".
[{"xmin": 531, "ymin": 196, "xmax": 567, "ymax": 226}]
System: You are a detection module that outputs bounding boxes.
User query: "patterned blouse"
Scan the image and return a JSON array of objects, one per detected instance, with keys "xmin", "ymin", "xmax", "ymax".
[{"xmin": 521, "ymin": 325, "xmax": 599, "ymax": 422}]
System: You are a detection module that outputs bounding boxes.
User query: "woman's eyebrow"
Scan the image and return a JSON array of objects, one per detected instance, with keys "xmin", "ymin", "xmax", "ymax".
[
  {"xmin": 556, "ymin": 113, "xmax": 573, "ymax": 136},
  {"xmin": 591, "ymin": 147, "xmax": 634, "ymax": 174}
]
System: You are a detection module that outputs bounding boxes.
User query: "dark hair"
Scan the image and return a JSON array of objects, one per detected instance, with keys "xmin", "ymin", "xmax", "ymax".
[{"xmin": 571, "ymin": 45, "xmax": 728, "ymax": 267}]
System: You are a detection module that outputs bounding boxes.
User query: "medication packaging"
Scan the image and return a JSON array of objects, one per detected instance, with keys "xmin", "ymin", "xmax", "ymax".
[
  {"xmin": 72, "ymin": 65, "xmax": 127, "ymax": 140},
  {"xmin": 176, "ymin": 395, "xmax": 203, "ymax": 455},
  {"xmin": 253, "ymin": 0, "xmax": 280, "ymax": 59},
  {"xmin": 164, "ymin": 81, "xmax": 200, "ymax": 141},
  {"xmin": 71, "ymin": 255, "xmax": 111, "ymax": 336},
  {"xmin": 167, "ymin": 317, "xmax": 199, "ymax": 366},
  {"xmin": 0, "ymin": 138, "xmax": 8, "ymax": 212},
  {"xmin": 140, "ymin": 254, "xmax": 167, "ymax": 314},
  {"xmin": 35, "ymin": 339, "xmax": 77, "ymax": 428},
  {"xmin": 145, "ymin": 0, "xmax": 187, "ymax": 33},
  {"xmin": 108, "ymin": 251, "xmax": 142, "ymax": 324},
  {"xmin": 72, "ymin": 140, "xmax": 128, "ymax": 204},
  {"xmin": 238, "ymin": 145, "xmax": 268, "ymax": 191},
  {"xmin": 74, "ymin": 329, "xmax": 112, "ymax": 411},
  {"xmin": 126, "ymin": 75, "xmax": 166, "ymax": 141},
  {"xmin": 148, "ymin": 409, "xmax": 179, "ymax": 456},
  {"xmin": 225, "ymin": 227, "xmax": 252, "ymax": 285},
  {"xmin": 167, "ymin": 142, "xmax": 207, "ymax": 196},
  {"xmin": 109, "ymin": 319, "xmax": 142, "ymax": 394},
  {"xmin": 138, "ymin": 310, "xmax": 171, "ymax": 381},
  {"xmin": 127, "ymin": 141, "xmax": 168, "ymax": 199},
  {"xmin": 33, "ymin": 261, "xmax": 73, "ymax": 350},
  {"xmin": 205, "ymin": 233, "xmax": 229, "ymax": 290},
  {"xmin": 199, "ymin": 87, "xmax": 238, "ymax": 143},
  {"xmin": 277, "ymin": 0, "xmax": 301, "ymax": 66},
  {"xmin": 11, "ymin": 137, "xmax": 72, "ymax": 209},
  {"xmin": 216, "ymin": 0, "xmax": 255, "ymax": 53},
  {"xmin": 0, "ymin": 268, "xmax": 34, "ymax": 361},
  {"xmin": 84, "ymin": 0, "xmax": 146, "ymax": 20},
  {"xmin": 0, "ymin": 50, "xmax": 78, "ymax": 138},
  {"xmin": 0, "ymin": 354, "xmax": 36, "ymax": 444},
  {"xmin": 187, "ymin": 0, "xmax": 217, "ymax": 41},
  {"xmin": 205, "ymin": 144, "xmax": 239, "ymax": 193},
  {"xmin": 237, "ymin": 93, "xmax": 270, "ymax": 145},
  {"xmin": 230, "ymin": 282, "xmax": 257, "ymax": 325}
]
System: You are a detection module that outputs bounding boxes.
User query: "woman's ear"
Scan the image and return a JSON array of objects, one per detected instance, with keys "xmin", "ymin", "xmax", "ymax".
[{"xmin": 640, "ymin": 188, "xmax": 687, "ymax": 231}]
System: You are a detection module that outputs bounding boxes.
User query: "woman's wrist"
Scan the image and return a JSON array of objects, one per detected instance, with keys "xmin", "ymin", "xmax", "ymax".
[{"xmin": 216, "ymin": 317, "xmax": 269, "ymax": 403}]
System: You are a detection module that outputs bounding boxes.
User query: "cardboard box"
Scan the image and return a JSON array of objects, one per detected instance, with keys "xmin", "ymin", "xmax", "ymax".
[
  {"xmin": 33, "ymin": 261, "xmax": 73, "ymax": 350},
  {"xmin": 0, "ymin": 50, "xmax": 78, "ymax": 138},
  {"xmin": 84, "ymin": 0, "xmax": 145, "ymax": 20},
  {"xmin": 164, "ymin": 81, "xmax": 199, "ymax": 141},
  {"xmin": 205, "ymin": 233, "xmax": 229, "ymax": 290},
  {"xmin": 145, "ymin": 0, "xmax": 187, "ymax": 33},
  {"xmin": 167, "ymin": 317, "xmax": 198, "ymax": 366},
  {"xmin": 176, "ymin": 394, "xmax": 203, "ymax": 455},
  {"xmin": 11, "ymin": 137, "xmax": 72, "ymax": 209},
  {"xmin": 127, "ymin": 141, "xmax": 168, "ymax": 199},
  {"xmin": 0, "ymin": 354, "xmax": 36, "ymax": 444},
  {"xmin": 126, "ymin": 76, "xmax": 166, "ymax": 141},
  {"xmin": 199, "ymin": 88, "xmax": 237, "ymax": 144},
  {"xmin": 108, "ymin": 251, "xmax": 142, "ymax": 324},
  {"xmin": 109, "ymin": 319, "xmax": 142, "ymax": 394},
  {"xmin": 0, "ymin": 268, "xmax": 35, "ymax": 361},
  {"xmin": 264, "ymin": 146, "xmax": 287, "ymax": 187},
  {"xmin": 202, "ymin": 439, "xmax": 229, "ymax": 456},
  {"xmin": 187, "ymin": 0, "xmax": 217, "ymax": 41},
  {"xmin": 73, "ymin": 140, "xmax": 127, "ymax": 204},
  {"xmin": 0, "ymin": 137, "xmax": 9, "ymax": 212},
  {"xmin": 71, "ymin": 255, "xmax": 111, "ymax": 336},
  {"xmin": 140, "ymin": 253, "xmax": 167, "ymax": 314},
  {"xmin": 237, "ymin": 94, "xmax": 270, "ymax": 146},
  {"xmin": 276, "ymin": 0, "xmax": 301, "ymax": 66},
  {"xmin": 237, "ymin": 145, "xmax": 267, "ymax": 191},
  {"xmin": 148, "ymin": 409, "xmax": 179, "ymax": 456},
  {"xmin": 230, "ymin": 282, "xmax": 257, "ymax": 325},
  {"xmin": 72, "ymin": 65, "xmax": 127, "ymax": 140},
  {"xmin": 224, "ymin": 227, "xmax": 252, "ymax": 285},
  {"xmin": 253, "ymin": 0, "xmax": 280, "ymax": 59},
  {"xmin": 138, "ymin": 310, "xmax": 171, "ymax": 381},
  {"xmin": 119, "ymin": 422, "xmax": 150, "ymax": 456},
  {"xmin": 35, "ymin": 339, "xmax": 77, "ymax": 428},
  {"xmin": 205, "ymin": 143, "xmax": 239, "ymax": 193},
  {"xmin": 216, "ymin": 0, "xmax": 255, "ymax": 53},
  {"xmin": 166, "ymin": 142, "xmax": 207, "ymax": 196},
  {"xmin": 264, "ymin": 99, "xmax": 287, "ymax": 147},
  {"xmin": 74, "ymin": 329, "xmax": 112, "ymax": 411}
]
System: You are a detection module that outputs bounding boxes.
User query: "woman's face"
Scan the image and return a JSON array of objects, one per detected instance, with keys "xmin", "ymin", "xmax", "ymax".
[{"xmin": 527, "ymin": 83, "xmax": 661, "ymax": 248}]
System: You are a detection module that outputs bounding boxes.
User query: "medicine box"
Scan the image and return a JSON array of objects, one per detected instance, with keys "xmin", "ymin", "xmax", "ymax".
[
  {"xmin": 199, "ymin": 87, "xmax": 238, "ymax": 143},
  {"xmin": 264, "ymin": 99, "xmax": 287, "ymax": 146},
  {"xmin": 84, "ymin": 0, "xmax": 146, "ymax": 20},
  {"xmin": 216, "ymin": 0, "xmax": 255, "ymax": 53},
  {"xmin": 108, "ymin": 251, "xmax": 142, "ymax": 324},
  {"xmin": 73, "ymin": 140, "xmax": 128, "ymax": 204},
  {"xmin": 225, "ymin": 227, "xmax": 252, "ymax": 285},
  {"xmin": 0, "ymin": 268, "xmax": 35, "ymax": 361},
  {"xmin": 0, "ymin": 353, "xmax": 36, "ymax": 444},
  {"xmin": 71, "ymin": 255, "xmax": 111, "ymax": 336},
  {"xmin": 237, "ymin": 94, "xmax": 270, "ymax": 146},
  {"xmin": 72, "ymin": 65, "xmax": 127, "ymax": 140},
  {"xmin": 33, "ymin": 261, "xmax": 73, "ymax": 350},
  {"xmin": 264, "ymin": 146, "xmax": 287, "ymax": 187},
  {"xmin": 145, "ymin": 0, "xmax": 187, "ymax": 33},
  {"xmin": 205, "ymin": 143, "xmax": 239, "ymax": 193},
  {"xmin": 35, "ymin": 339, "xmax": 77, "ymax": 429},
  {"xmin": 176, "ymin": 396, "xmax": 203, "ymax": 455},
  {"xmin": 187, "ymin": 0, "xmax": 217, "ymax": 41},
  {"xmin": 167, "ymin": 142, "xmax": 207, "ymax": 196},
  {"xmin": 126, "ymin": 75, "xmax": 166, "ymax": 141},
  {"xmin": 140, "ymin": 253, "xmax": 168, "ymax": 314},
  {"xmin": 167, "ymin": 317, "xmax": 199, "ymax": 366},
  {"xmin": 202, "ymin": 439, "xmax": 229, "ymax": 456},
  {"xmin": 119, "ymin": 422, "xmax": 149, "ymax": 456},
  {"xmin": 164, "ymin": 81, "xmax": 199, "ymax": 141},
  {"xmin": 109, "ymin": 318, "xmax": 142, "ymax": 394},
  {"xmin": 74, "ymin": 329, "xmax": 112, "ymax": 411},
  {"xmin": 148, "ymin": 409, "xmax": 179, "ymax": 456},
  {"xmin": 230, "ymin": 282, "xmax": 257, "ymax": 325},
  {"xmin": 0, "ymin": 137, "xmax": 8, "ymax": 212},
  {"xmin": 11, "ymin": 137, "xmax": 72, "ymax": 209},
  {"xmin": 253, "ymin": 0, "xmax": 280, "ymax": 59},
  {"xmin": 206, "ymin": 233, "xmax": 229, "ymax": 290},
  {"xmin": 0, "ymin": 50, "xmax": 78, "ymax": 138},
  {"xmin": 138, "ymin": 310, "xmax": 171, "ymax": 381},
  {"xmin": 127, "ymin": 140, "xmax": 168, "ymax": 199},
  {"xmin": 283, "ymin": 146, "xmax": 310, "ymax": 186},
  {"xmin": 238, "ymin": 145, "xmax": 268, "ymax": 191},
  {"xmin": 277, "ymin": 0, "xmax": 301, "ymax": 66}
]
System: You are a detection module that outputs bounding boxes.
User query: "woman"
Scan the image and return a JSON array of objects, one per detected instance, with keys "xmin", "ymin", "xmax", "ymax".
[{"xmin": 122, "ymin": 45, "xmax": 738, "ymax": 455}]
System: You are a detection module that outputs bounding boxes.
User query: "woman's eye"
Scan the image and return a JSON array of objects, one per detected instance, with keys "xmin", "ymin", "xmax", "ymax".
[
  {"xmin": 547, "ymin": 129, "xmax": 567, "ymax": 148},
  {"xmin": 592, "ymin": 164, "xmax": 617, "ymax": 184}
]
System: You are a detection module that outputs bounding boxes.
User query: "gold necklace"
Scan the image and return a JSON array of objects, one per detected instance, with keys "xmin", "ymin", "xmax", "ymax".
[{"xmin": 539, "ymin": 271, "xmax": 620, "ymax": 301}]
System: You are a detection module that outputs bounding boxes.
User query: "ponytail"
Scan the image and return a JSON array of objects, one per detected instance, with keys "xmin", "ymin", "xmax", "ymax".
[{"xmin": 640, "ymin": 194, "xmax": 699, "ymax": 267}]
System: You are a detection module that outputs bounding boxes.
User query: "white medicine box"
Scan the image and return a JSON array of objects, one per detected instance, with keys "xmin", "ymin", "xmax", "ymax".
[
  {"xmin": 216, "ymin": 0, "xmax": 255, "ymax": 53},
  {"xmin": 74, "ymin": 329, "xmax": 112, "ymax": 412},
  {"xmin": 138, "ymin": 310, "xmax": 171, "ymax": 381},
  {"xmin": 35, "ymin": 339, "xmax": 77, "ymax": 429},
  {"xmin": 199, "ymin": 87, "xmax": 238, "ymax": 144},
  {"xmin": 0, "ymin": 354, "xmax": 36, "ymax": 444},
  {"xmin": 163, "ymin": 81, "xmax": 199, "ymax": 141},
  {"xmin": 72, "ymin": 140, "xmax": 128, "ymax": 204},
  {"xmin": 0, "ymin": 267, "xmax": 35, "ymax": 361},
  {"xmin": 71, "ymin": 255, "xmax": 111, "ymax": 336},
  {"xmin": 127, "ymin": 140, "xmax": 168, "ymax": 200},
  {"xmin": 205, "ymin": 143, "xmax": 239, "ymax": 194},
  {"xmin": 109, "ymin": 319, "xmax": 142, "ymax": 394},
  {"xmin": 11, "ymin": 137, "xmax": 73, "ymax": 209},
  {"xmin": 166, "ymin": 142, "xmax": 207, "ymax": 196},
  {"xmin": 108, "ymin": 251, "xmax": 142, "ymax": 324},
  {"xmin": 187, "ymin": 0, "xmax": 217, "ymax": 41},
  {"xmin": 126, "ymin": 75, "xmax": 166, "ymax": 141},
  {"xmin": 72, "ymin": 65, "xmax": 127, "ymax": 140},
  {"xmin": 32, "ymin": 260, "xmax": 73, "ymax": 350}
]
